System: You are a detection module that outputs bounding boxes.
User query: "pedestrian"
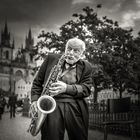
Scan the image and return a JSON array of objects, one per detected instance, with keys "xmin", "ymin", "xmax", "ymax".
[
  {"xmin": 0, "ymin": 94, "xmax": 6, "ymax": 120},
  {"xmin": 22, "ymin": 95, "xmax": 30, "ymax": 117},
  {"xmin": 30, "ymin": 38, "xmax": 93, "ymax": 140},
  {"xmin": 8, "ymin": 93, "xmax": 17, "ymax": 118}
]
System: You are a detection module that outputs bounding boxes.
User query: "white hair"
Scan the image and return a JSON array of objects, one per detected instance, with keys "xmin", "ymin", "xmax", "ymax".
[{"xmin": 66, "ymin": 38, "xmax": 86, "ymax": 52}]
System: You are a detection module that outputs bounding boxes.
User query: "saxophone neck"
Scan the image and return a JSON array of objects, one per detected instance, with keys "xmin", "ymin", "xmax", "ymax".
[{"xmin": 42, "ymin": 54, "xmax": 66, "ymax": 96}]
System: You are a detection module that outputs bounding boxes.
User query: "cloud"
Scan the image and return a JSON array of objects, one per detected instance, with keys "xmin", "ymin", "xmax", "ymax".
[
  {"xmin": 108, "ymin": 3, "xmax": 121, "ymax": 12},
  {"xmin": 72, "ymin": 0, "xmax": 93, "ymax": 5},
  {"xmin": 136, "ymin": 0, "xmax": 140, "ymax": 7},
  {"xmin": 0, "ymin": 0, "xmax": 140, "ymax": 47},
  {"xmin": 120, "ymin": 10, "xmax": 140, "ymax": 28}
]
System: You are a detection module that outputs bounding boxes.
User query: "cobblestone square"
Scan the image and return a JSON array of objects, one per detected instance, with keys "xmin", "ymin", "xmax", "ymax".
[{"xmin": 0, "ymin": 112, "xmax": 133, "ymax": 140}]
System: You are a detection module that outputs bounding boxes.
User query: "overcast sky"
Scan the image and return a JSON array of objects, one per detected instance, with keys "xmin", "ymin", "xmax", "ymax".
[{"xmin": 0, "ymin": 0, "xmax": 140, "ymax": 49}]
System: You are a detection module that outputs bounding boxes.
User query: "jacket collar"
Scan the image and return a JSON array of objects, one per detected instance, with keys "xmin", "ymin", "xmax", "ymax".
[
  {"xmin": 76, "ymin": 59, "xmax": 84, "ymax": 83},
  {"xmin": 61, "ymin": 59, "xmax": 84, "ymax": 83}
]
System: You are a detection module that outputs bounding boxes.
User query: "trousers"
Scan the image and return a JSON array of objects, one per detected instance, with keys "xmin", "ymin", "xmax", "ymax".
[
  {"xmin": 41, "ymin": 101, "xmax": 88, "ymax": 140},
  {"xmin": 10, "ymin": 105, "xmax": 15, "ymax": 118}
]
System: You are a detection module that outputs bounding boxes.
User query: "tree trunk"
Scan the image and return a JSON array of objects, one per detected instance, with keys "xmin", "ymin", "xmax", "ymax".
[
  {"xmin": 119, "ymin": 88, "xmax": 123, "ymax": 98},
  {"xmin": 93, "ymin": 86, "xmax": 98, "ymax": 103},
  {"xmin": 93, "ymin": 86, "xmax": 102, "ymax": 103}
]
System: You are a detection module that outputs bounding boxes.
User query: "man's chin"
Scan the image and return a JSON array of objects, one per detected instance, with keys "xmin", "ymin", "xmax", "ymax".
[{"xmin": 66, "ymin": 59, "xmax": 75, "ymax": 65}]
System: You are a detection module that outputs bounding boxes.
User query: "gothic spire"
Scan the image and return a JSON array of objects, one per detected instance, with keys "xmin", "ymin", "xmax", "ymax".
[
  {"xmin": 12, "ymin": 38, "xmax": 15, "ymax": 48},
  {"xmin": 4, "ymin": 20, "xmax": 8, "ymax": 35},
  {"xmin": 28, "ymin": 28, "xmax": 32, "ymax": 39},
  {"xmin": 1, "ymin": 20, "xmax": 11, "ymax": 46},
  {"xmin": 25, "ymin": 28, "xmax": 34, "ymax": 51}
]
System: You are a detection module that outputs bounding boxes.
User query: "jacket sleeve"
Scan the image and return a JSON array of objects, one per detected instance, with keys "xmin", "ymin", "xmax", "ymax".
[
  {"xmin": 31, "ymin": 55, "xmax": 49, "ymax": 102},
  {"xmin": 66, "ymin": 61, "xmax": 93, "ymax": 98}
]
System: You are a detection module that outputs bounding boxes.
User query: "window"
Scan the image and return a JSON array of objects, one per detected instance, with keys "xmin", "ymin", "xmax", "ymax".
[{"xmin": 5, "ymin": 51, "xmax": 9, "ymax": 59}]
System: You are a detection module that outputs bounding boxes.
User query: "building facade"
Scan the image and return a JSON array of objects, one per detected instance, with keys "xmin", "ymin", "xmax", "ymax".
[
  {"xmin": 0, "ymin": 22, "xmax": 36, "ymax": 99},
  {"xmin": 15, "ymin": 76, "xmax": 33, "ymax": 101},
  {"xmin": 97, "ymin": 88, "xmax": 139, "ymax": 103}
]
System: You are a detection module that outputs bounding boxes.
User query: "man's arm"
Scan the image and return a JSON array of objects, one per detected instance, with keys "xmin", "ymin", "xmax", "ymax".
[
  {"xmin": 49, "ymin": 61, "xmax": 93, "ymax": 98},
  {"xmin": 66, "ymin": 61, "xmax": 93, "ymax": 98},
  {"xmin": 31, "ymin": 55, "xmax": 49, "ymax": 102}
]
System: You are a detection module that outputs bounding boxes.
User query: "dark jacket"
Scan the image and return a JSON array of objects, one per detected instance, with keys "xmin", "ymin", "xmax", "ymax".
[
  {"xmin": 0, "ymin": 97, "xmax": 6, "ymax": 114},
  {"xmin": 31, "ymin": 53, "xmax": 93, "ymax": 131},
  {"xmin": 8, "ymin": 95, "xmax": 17, "ymax": 106}
]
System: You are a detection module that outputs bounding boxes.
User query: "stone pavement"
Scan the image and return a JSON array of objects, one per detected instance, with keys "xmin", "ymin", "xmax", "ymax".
[{"xmin": 0, "ymin": 112, "xmax": 133, "ymax": 140}]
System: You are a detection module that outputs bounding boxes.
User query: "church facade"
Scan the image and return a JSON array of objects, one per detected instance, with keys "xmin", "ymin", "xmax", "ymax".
[{"xmin": 0, "ymin": 22, "xmax": 36, "ymax": 97}]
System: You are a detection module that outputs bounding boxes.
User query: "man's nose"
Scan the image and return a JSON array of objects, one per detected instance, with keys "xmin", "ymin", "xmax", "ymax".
[{"xmin": 69, "ymin": 49, "xmax": 74, "ymax": 54}]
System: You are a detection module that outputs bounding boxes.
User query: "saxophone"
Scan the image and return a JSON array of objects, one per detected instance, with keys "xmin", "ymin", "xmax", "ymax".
[{"xmin": 28, "ymin": 54, "xmax": 66, "ymax": 136}]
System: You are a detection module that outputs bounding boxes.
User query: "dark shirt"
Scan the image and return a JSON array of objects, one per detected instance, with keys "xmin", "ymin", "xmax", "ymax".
[
  {"xmin": 55, "ymin": 64, "xmax": 77, "ymax": 101},
  {"xmin": 8, "ymin": 95, "xmax": 17, "ymax": 106},
  {"xmin": 0, "ymin": 97, "xmax": 6, "ymax": 108}
]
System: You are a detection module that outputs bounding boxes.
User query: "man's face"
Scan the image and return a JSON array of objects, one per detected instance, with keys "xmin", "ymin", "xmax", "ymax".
[{"xmin": 65, "ymin": 44, "xmax": 84, "ymax": 65}]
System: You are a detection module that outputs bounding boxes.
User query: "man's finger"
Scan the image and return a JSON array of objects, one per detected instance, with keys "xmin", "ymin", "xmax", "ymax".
[
  {"xmin": 51, "ymin": 81, "xmax": 64, "ymax": 86},
  {"xmin": 49, "ymin": 90, "xmax": 60, "ymax": 96},
  {"xmin": 51, "ymin": 83, "xmax": 61, "ymax": 87},
  {"xmin": 49, "ymin": 86, "xmax": 61, "ymax": 91}
]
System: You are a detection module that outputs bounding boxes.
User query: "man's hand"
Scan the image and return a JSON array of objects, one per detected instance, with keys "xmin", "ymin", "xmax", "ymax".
[{"xmin": 49, "ymin": 81, "xmax": 67, "ymax": 96}]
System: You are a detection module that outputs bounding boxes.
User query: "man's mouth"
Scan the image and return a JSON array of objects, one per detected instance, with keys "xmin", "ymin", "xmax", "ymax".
[{"xmin": 67, "ymin": 56, "xmax": 74, "ymax": 60}]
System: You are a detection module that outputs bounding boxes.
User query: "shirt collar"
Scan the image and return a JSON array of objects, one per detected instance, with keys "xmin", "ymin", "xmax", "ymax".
[{"xmin": 64, "ymin": 61, "xmax": 76, "ymax": 69}]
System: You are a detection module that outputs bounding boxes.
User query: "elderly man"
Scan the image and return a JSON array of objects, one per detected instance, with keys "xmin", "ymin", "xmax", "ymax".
[{"xmin": 30, "ymin": 38, "xmax": 93, "ymax": 140}]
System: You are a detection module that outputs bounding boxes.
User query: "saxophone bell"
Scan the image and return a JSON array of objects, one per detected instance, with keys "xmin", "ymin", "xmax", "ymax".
[
  {"xmin": 37, "ymin": 95, "xmax": 56, "ymax": 114},
  {"xmin": 28, "ymin": 95, "xmax": 56, "ymax": 136}
]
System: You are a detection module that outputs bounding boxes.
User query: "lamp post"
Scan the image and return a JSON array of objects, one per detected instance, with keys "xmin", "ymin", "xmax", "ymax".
[
  {"xmin": 9, "ymin": 65, "xmax": 16, "ymax": 95},
  {"xmin": 9, "ymin": 63, "xmax": 12, "ymax": 95}
]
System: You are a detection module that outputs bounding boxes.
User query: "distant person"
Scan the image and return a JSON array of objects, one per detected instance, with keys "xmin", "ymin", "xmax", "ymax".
[
  {"xmin": 23, "ymin": 95, "xmax": 30, "ymax": 117},
  {"xmin": 8, "ymin": 93, "xmax": 17, "ymax": 118},
  {"xmin": 0, "ymin": 94, "xmax": 6, "ymax": 120}
]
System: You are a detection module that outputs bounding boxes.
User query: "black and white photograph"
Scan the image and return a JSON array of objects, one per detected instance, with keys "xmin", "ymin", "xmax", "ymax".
[{"xmin": 0, "ymin": 0, "xmax": 140, "ymax": 140}]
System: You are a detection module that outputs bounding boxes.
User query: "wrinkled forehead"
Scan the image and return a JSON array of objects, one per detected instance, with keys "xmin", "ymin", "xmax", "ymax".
[
  {"xmin": 65, "ymin": 38, "xmax": 85, "ymax": 53},
  {"xmin": 66, "ymin": 43, "xmax": 83, "ymax": 51},
  {"xmin": 66, "ymin": 41, "xmax": 85, "ymax": 52}
]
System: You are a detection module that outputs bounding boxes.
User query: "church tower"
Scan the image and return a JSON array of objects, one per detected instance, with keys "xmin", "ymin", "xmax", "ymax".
[
  {"xmin": 0, "ymin": 21, "xmax": 14, "ymax": 64},
  {"xmin": 0, "ymin": 21, "xmax": 15, "ymax": 93},
  {"xmin": 24, "ymin": 28, "xmax": 35, "ymax": 65},
  {"xmin": 0, "ymin": 22, "xmax": 36, "ymax": 95},
  {"xmin": 25, "ymin": 28, "xmax": 34, "ymax": 51},
  {"xmin": 1, "ymin": 21, "xmax": 10, "ymax": 46}
]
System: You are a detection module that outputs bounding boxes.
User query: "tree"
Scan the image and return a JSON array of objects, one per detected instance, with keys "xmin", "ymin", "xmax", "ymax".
[
  {"xmin": 34, "ymin": 6, "xmax": 140, "ymax": 102},
  {"xmin": 71, "ymin": 6, "xmax": 139, "ymax": 99},
  {"xmin": 127, "ymin": 32, "xmax": 140, "ymax": 95}
]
